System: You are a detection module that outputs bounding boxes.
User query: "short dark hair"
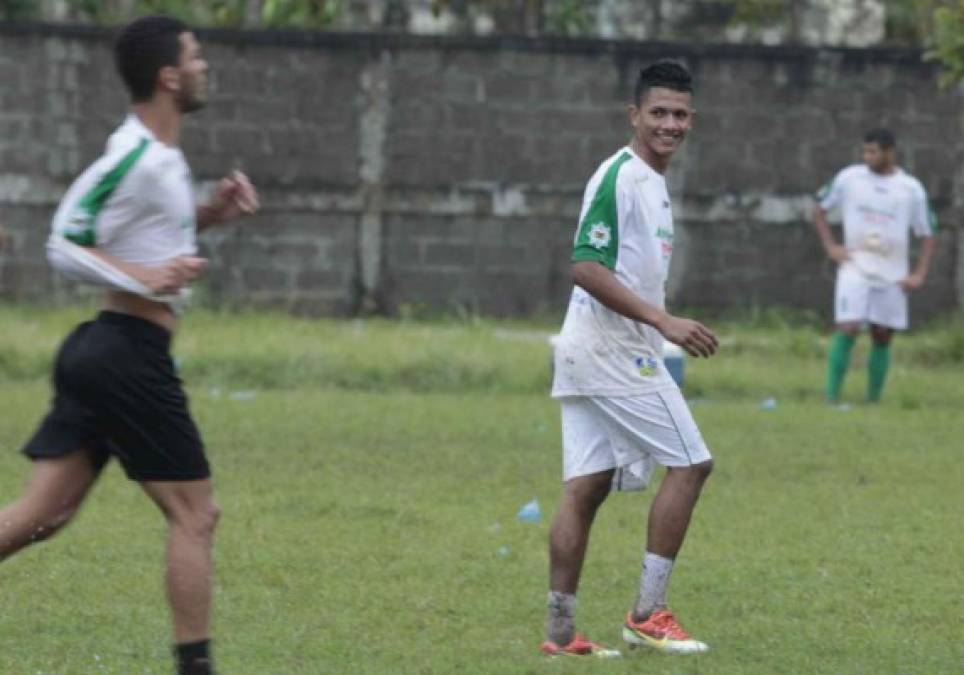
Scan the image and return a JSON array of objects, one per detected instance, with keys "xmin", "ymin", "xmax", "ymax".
[
  {"xmin": 634, "ymin": 60, "xmax": 693, "ymax": 105},
  {"xmin": 863, "ymin": 128, "xmax": 896, "ymax": 149},
  {"xmin": 114, "ymin": 15, "xmax": 189, "ymax": 102}
]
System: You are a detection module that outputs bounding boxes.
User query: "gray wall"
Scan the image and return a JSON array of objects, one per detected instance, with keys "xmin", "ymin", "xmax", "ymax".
[{"xmin": 1, "ymin": 24, "xmax": 961, "ymax": 322}]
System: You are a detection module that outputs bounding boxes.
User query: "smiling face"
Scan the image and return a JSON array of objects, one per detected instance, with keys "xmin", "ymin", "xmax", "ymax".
[{"xmin": 629, "ymin": 86, "xmax": 694, "ymax": 173}]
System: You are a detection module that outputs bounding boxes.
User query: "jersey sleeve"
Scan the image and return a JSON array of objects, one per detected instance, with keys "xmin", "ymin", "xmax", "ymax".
[
  {"xmin": 52, "ymin": 138, "xmax": 151, "ymax": 247},
  {"xmin": 572, "ymin": 153, "xmax": 633, "ymax": 269},
  {"xmin": 910, "ymin": 181, "xmax": 937, "ymax": 238},
  {"xmin": 815, "ymin": 168, "xmax": 847, "ymax": 211}
]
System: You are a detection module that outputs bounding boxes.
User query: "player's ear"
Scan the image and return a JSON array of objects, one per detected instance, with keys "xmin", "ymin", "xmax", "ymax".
[
  {"xmin": 628, "ymin": 104, "xmax": 640, "ymax": 130},
  {"xmin": 158, "ymin": 65, "xmax": 181, "ymax": 94}
]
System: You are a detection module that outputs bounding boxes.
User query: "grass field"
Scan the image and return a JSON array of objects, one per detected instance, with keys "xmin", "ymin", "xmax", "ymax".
[{"xmin": 1, "ymin": 304, "xmax": 962, "ymax": 674}]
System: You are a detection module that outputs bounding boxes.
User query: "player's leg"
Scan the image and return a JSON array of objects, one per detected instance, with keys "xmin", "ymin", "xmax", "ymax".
[
  {"xmin": 87, "ymin": 312, "xmax": 217, "ymax": 674},
  {"xmin": 827, "ymin": 323, "xmax": 859, "ymax": 402},
  {"xmin": 140, "ymin": 479, "xmax": 219, "ymax": 664},
  {"xmin": 542, "ymin": 398, "xmax": 620, "ymax": 657},
  {"xmin": 0, "ymin": 450, "xmax": 102, "ymax": 559},
  {"xmin": 865, "ymin": 284, "xmax": 906, "ymax": 402},
  {"xmin": 635, "ymin": 459, "xmax": 713, "ymax": 611},
  {"xmin": 591, "ymin": 391, "xmax": 711, "ymax": 653},
  {"xmin": 3, "ymin": 319, "xmax": 109, "ymax": 559},
  {"xmin": 828, "ymin": 270, "xmax": 869, "ymax": 402},
  {"xmin": 548, "ymin": 469, "xmax": 613, "ymax": 618},
  {"xmin": 867, "ymin": 324, "xmax": 895, "ymax": 402}
]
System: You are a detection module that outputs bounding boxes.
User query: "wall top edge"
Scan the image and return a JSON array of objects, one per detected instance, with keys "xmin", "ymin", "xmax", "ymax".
[{"xmin": 0, "ymin": 20, "xmax": 929, "ymax": 66}]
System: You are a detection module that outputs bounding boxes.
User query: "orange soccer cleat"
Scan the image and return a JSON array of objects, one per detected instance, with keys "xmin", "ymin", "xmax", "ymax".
[
  {"xmin": 540, "ymin": 633, "xmax": 621, "ymax": 658},
  {"xmin": 623, "ymin": 609, "xmax": 709, "ymax": 654}
]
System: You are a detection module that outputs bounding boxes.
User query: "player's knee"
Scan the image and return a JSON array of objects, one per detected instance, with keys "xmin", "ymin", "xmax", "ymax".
[
  {"xmin": 691, "ymin": 459, "xmax": 714, "ymax": 482},
  {"xmin": 837, "ymin": 323, "xmax": 860, "ymax": 337},
  {"xmin": 566, "ymin": 473, "xmax": 611, "ymax": 510},
  {"xmin": 171, "ymin": 499, "xmax": 220, "ymax": 541},
  {"xmin": 194, "ymin": 500, "xmax": 220, "ymax": 538},
  {"xmin": 29, "ymin": 504, "xmax": 79, "ymax": 543},
  {"xmin": 870, "ymin": 327, "xmax": 893, "ymax": 345}
]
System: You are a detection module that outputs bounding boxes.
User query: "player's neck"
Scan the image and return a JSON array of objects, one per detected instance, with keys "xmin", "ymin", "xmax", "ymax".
[
  {"xmin": 630, "ymin": 139, "xmax": 670, "ymax": 175},
  {"xmin": 868, "ymin": 163, "xmax": 896, "ymax": 176},
  {"xmin": 131, "ymin": 100, "xmax": 182, "ymax": 147}
]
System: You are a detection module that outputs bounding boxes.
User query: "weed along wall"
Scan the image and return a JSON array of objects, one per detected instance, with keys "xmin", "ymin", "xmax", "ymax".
[{"xmin": 1, "ymin": 23, "xmax": 961, "ymax": 319}]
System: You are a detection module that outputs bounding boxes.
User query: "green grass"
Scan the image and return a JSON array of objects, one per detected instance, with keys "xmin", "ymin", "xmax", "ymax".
[{"xmin": 1, "ymin": 304, "xmax": 962, "ymax": 674}]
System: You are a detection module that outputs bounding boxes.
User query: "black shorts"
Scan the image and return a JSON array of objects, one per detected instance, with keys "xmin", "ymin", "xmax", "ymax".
[{"xmin": 21, "ymin": 311, "xmax": 210, "ymax": 481}]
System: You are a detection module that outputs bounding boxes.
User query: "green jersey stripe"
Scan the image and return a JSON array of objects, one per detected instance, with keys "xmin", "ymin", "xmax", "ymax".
[
  {"xmin": 572, "ymin": 151, "xmax": 632, "ymax": 269},
  {"xmin": 816, "ymin": 181, "xmax": 832, "ymax": 201},
  {"xmin": 61, "ymin": 138, "xmax": 151, "ymax": 246},
  {"xmin": 927, "ymin": 202, "xmax": 938, "ymax": 233}
]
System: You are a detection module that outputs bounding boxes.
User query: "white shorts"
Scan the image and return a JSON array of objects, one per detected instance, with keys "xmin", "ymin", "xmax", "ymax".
[
  {"xmin": 835, "ymin": 268, "xmax": 907, "ymax": 330},
  {"xmin": 560, "ymin": 388, "xmax": 712, "ymax": 490}
]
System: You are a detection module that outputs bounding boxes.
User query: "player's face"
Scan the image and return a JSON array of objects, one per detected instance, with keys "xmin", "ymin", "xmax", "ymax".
[
  {"xmin": 630, "ymin": 87, "xmax": 694, "ymax": 162},
  {"xmin": 175, "ymin": 32, "xmax": 208, "ymax": 113},
  {"xmin": 862, "ymin": 142, "xmax": 893, "ymax": 173}
]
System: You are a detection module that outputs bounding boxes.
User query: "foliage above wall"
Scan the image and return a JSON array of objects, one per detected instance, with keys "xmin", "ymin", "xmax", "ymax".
[{"xmin": 1, "ymin": 0, "xmax": 962, "ymax": 83}]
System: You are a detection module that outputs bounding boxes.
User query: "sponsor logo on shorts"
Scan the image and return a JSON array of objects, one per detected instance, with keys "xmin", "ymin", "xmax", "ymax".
[{"xmin": 635, "ymin": 356, "xmax": 659, "ymax": 377}]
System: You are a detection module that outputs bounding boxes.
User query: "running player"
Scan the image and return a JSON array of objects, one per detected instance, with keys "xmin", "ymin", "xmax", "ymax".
[
  {"xmin": 814, "ymin": 128, "xmax": 936, "ymax": 403},
  {"xmin": 542, "ymin": 60, "xmax": 717, "ymax": 658},
  {"xmin": 0, "ymin": 16, "xmax": 258, "ymax": 675}
]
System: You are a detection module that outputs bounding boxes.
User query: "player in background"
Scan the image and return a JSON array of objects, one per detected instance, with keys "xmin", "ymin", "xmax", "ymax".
[
  {"xmin": 813, "ymin": 128, "xmax": 936, "ymax": 403},
  {"xmin": 542, "ymin": 61, "xmax": 718, "ymax": 658},
  {"xmin": 0, "ymin": 16, "xmax": 258, "ymax": 675}
]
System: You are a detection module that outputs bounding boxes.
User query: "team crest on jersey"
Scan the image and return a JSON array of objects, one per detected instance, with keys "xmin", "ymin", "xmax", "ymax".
[
  {"xmin": 587, "ymin": 222, "xmax": 612, "ymax": 249},
  {"xmin": 635, "ymin": 356, "xmax": 659, "ymax": 377}
]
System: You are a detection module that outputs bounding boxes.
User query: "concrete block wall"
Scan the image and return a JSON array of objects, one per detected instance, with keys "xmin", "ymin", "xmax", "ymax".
[{"xmin": 0, "ymin": 24, "xmax": 960, "ymax": 322}]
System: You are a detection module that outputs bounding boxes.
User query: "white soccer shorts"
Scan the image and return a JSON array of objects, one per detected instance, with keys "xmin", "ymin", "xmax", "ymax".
[
  {"xmin": 835, "ymin": 267, "xmax": 908, "ymax": 330},
  {"xmin": 560, "ymin": 388, "xmax": 712, "ymax": 490}
]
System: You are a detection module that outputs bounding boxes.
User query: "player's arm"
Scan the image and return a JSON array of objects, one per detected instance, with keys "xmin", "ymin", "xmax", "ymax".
[
  {"xmin": 196, "ymin": 170, "xmax": 259, "ymax": 231},
  {"xmin": 901, "ymin": 235, "xmax": 935, "ymax": 292},
  {"xmin": 902, "ymin": 188, "xmax": 937, "ymax": 292},
  {"xmin": 48, "ymin": 235, "xmax": 206, "ymax": 296},
  {"xmin": 571, "ymin": 260, "xmax": 717, "ymax": 358},
  {"xmin": 812, "ymin": 204, "xmax": 849, "ymax": 263}
]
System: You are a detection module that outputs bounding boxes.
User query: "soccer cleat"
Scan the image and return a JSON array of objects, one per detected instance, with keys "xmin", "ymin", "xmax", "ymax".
[
  {"xmin": 622, "ymin": 609, "xmax": 709, "ymax": 654},
  {"xmin": 540, "ymin": 633, "xmax": 622, "ymax": 658}
]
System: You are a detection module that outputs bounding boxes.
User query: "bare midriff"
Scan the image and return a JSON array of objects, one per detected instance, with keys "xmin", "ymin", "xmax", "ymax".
[{"xmin": 103, "ymin": 290, "xmax": 177, "ymax": 333}]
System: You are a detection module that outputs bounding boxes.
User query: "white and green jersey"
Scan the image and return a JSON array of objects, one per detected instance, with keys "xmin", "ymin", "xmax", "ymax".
[
  {"xmin": 551, "ymin": 147, "xmax": 678, "ymax": 398},
  {"xmin": 817, "ymin": 164, "xmax": 935, "ymax": 284},
  {"xmin": 50, "ymin": 114, "xmax": 197, "ymax": 267}
]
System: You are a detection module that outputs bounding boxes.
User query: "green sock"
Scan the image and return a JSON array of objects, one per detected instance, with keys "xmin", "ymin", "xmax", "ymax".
[
  {"xmin": 827, "ymin": 332, "xmax": 856, "ymax": 402},
  {"xmin": 867, "ymin": 343, "xmax": 891, "ymax": 402}
]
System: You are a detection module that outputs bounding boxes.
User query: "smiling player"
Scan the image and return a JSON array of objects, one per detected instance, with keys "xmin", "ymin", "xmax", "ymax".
[{"xmin": 542, "ymin": 60, "xmax": 717, "ymax": 658}]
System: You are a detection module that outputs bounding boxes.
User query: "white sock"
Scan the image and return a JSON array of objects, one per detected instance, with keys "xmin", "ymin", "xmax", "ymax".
[
  {"xmin": 546, "ymin": 591, "xmax": 577, "ymax": 645},
  {"xmin": 634, "ymin": 552, "xmax": 674, "ymax": 619}
]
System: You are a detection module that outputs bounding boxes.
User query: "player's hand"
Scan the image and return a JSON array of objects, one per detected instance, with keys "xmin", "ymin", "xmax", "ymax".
[
  {"xmin": 900, "ymin": 272, "xmax": 925, "ymax": 292},
  {"xmin": 205, "ymin": 170, "xmax": 260, "ymax": 224},
  {"xmin": 138, "ymin": 256, "xmax": 208, "ymax": 295},
  {"xmin": 657, "ymin": 314, "xmax": 718, "ymax": 358},
  {"xmin": 827, "ymin": 244, "xmax": 850, "ymax": 264}
]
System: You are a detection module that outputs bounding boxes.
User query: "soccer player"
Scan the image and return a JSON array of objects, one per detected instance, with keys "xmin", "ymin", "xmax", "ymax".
[
  {"xmin": 542, "ymin": 61, "xmax": 717, "ymax": 658},
  {"xmin": 814, "ymin": 128, "xmax": 936, "ymax": 403},
  {"xmin": 0, "ymin": 16, "xmax": 258, "ymax": 675}
]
